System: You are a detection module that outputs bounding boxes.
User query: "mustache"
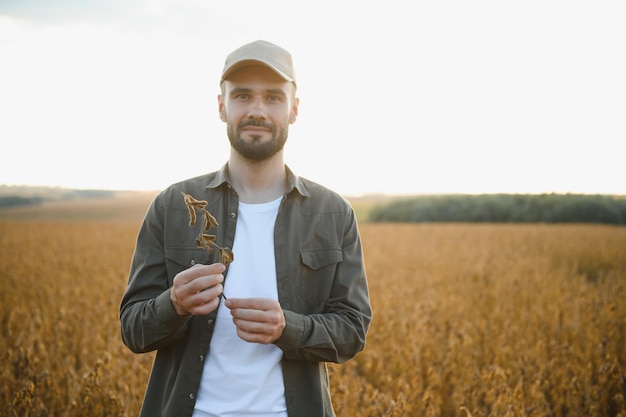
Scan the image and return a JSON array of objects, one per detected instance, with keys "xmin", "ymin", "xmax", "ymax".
[{"xmin": 239, "ymin": 120, "xmax": 274, "ymax": 130}]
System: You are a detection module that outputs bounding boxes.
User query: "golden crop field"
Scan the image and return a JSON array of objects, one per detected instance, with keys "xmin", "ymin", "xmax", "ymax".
[{"xmin": 1, "ymin": 199, "xmax": 625, "ymax": 416}]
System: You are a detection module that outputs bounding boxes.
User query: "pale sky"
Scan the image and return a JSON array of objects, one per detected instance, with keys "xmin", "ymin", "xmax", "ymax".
[{"xmin": 1, "ymin": 0, "xmax": 624, "ymax": 196}]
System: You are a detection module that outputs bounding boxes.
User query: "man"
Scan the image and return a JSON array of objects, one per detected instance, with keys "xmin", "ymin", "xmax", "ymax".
[{"xmin": 120, "ymin": 40, "xmax": 372, "ymax": 417}]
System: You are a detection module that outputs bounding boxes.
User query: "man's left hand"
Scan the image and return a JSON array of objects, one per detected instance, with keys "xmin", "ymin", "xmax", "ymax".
[{"xmin": 225, "ymin": 298, "xmax": 286, "ymax": 344}]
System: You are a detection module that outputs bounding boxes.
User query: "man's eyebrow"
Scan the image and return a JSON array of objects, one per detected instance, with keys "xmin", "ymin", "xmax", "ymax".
[
  {"xmin": 229, "ymin": 87, "xmax": 287, "ymax": 96},
  {"xmin": 265, "ymin": 88, "xmax": 288, "ymax": 97},
  {"xmin": 229, "ymin": 87, "xmax": 251, "ymax": 95}
]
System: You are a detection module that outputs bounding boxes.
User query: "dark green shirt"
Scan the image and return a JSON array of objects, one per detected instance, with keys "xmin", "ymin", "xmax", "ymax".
[{"xmin": 120, "ymin": 164, "xmax": 372, "ymax": 417}]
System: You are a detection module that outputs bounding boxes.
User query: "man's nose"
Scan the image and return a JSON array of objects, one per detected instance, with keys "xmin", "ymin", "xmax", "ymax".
[{"xmin": 246, "ymin": 97, "xmax": 267, "ymax": 119}]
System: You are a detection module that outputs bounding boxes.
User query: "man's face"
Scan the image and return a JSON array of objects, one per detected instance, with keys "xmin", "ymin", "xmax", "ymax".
[{"xmin": 219, "ymin": 65, "xmax": 299, "ymax": 162}]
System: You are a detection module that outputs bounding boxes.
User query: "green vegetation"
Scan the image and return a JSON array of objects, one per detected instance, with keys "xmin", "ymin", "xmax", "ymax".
[
  {"xmin": 0, "ymin": 195, "xmax": 44, "ymax": 208},
  {"xmin": 0, "ymin": 185, "xmax": 115, "ymax": 209},
  {"xmin": 368, "ymin": 193, "xmax": 626, "ymax": 224}
]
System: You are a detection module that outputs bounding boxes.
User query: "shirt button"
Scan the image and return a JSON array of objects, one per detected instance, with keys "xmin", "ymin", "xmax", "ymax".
[
  {"xmin": 198, "ymin": 354, "xmax": 204, "ymax": 362},
  {"xmin": 190, "ymin": 259, "xmax": 196, "ymax": 266},
  {"xmin": 207, "ymin": 319, "xmax": 214, "ymax": 326},
  {"xmin": 189, "ymin": 393, "xmax": 195, "ymax": 400},
  {"xmin": 230, "ymin": 212, "xmax": 236, "ymax": 219}
]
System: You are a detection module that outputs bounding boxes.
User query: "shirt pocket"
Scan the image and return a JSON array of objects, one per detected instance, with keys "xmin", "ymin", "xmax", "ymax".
[
  {"xmin": 165, "ymin": 247, "xmax": 212, "ymax": 283},
  {"xmin": 300, "ymin": 248, "xmax": 343, "ymax": 309}
]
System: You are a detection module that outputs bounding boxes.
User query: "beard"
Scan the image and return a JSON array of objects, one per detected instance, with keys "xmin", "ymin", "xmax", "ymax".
[{"xmin": 227, "ymin": 119, "xmax": 289, "ymax": 162}]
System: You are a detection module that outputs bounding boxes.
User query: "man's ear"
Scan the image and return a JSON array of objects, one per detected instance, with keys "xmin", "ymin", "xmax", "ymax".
[
  {"xmin": 289, "ymin": 97, "xmax": 300, "ymax": 124},
  {"xmin": 218, "ymin": 95, "xmax": 226, "ymax": 122}
]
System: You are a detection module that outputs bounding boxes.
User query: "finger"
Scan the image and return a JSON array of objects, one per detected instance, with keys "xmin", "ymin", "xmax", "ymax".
[
  {"xmin": 225, "ymin": 297, "xmax": 277, "ymax": 310},
  {"xmin": 190, "ymin": 282, "xmax": 224, "ymax": 303},
  {"xmin": 230, "ymin": 307, "xmax": 266, "ymax": 324},
  {"xmin": 175, "ymin": 275, "xmax": 223, "ymax": 303},
  {"xmin": 172, "ymin": 270, "xmax": 224, "ymax": 315},
  {"xmin": 175, "ymin": 264, "xmax": 224, "ymax": 292},
  {"xmin": 182, "ymin": 283, "xmax": 224, "ymax": 315},
  {"xmin": 176, "ymin": 263, "xmax": 226, "ymax": 285},
  {"xmin": 233, "ymin": 316, "xmax": 284, "ymax": 344},
  {"xmin": 187, "ymin": 295, "xmax": 221, "ymax": 316},
  {"xmin": 232, "ymin": 317, "xmax": 266, "ymax": 333},
  {"xmin": 235, "ymin": 328, "xmax": 271, "ymax": 344},
  {"xmin": 231, "ymin": 306, "xmax": 285, "ymax": 335},
  {"xmin": 190, "ymin": 274, "xmax": 225, "ymax": 293}
]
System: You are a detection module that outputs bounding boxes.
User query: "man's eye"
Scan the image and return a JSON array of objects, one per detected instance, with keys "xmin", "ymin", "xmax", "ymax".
[
  {"xmin": 236, "ymin": 94, "xmax": 250, "ymax": 100},
  {"xmin": 266, "ymin": 96, "xmax": 280, "ymax": 102}
]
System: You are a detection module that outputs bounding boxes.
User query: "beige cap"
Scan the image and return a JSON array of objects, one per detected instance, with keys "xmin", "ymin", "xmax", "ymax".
[{"xmin": 221, "ymin": 40, "xmax": 296, "ymax": 86}]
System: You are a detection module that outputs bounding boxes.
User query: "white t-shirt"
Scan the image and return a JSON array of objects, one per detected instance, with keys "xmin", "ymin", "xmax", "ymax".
[{"xmin": 192, "ymin": 197, "xmax": 287, "ymax": 417}]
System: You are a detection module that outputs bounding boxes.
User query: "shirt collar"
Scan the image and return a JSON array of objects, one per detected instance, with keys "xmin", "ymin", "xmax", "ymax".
[{"xmin": 206, "ymin": 163, "xmax": 311, "ymax": 198}]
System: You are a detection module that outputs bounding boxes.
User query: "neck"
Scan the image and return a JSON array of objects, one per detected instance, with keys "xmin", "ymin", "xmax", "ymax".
[{"xmin": 228, "ymin": 151, "xmax": 287, "ymax": 204}]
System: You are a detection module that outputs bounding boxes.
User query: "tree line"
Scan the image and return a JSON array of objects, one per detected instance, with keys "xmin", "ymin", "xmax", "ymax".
[
  {"xmin": 0, "ymin": 189, "xmax": 115, "ymax": 209},
  {"xmin": 368, "ymin": 194, "xmax": 626, "ymax": 224},
  {"xmin": 0, "ymin": 195, "xmax": 45, "ymax": 209}
]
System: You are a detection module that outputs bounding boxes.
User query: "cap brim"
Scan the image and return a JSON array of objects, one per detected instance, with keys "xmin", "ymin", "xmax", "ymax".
[{"xmin": 221, "ymin": 59, "xmax": 294, "ymax": 83}]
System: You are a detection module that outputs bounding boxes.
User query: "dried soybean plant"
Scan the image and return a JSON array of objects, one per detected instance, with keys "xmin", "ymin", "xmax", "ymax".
[{"xmin": 182, "ymin": 191, "xmax": 234, "ymax": 267}]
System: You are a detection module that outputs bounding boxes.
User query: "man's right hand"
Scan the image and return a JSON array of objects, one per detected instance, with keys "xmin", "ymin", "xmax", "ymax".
[{"xmin": 170, "ymin": 263, "xmax": 225, "ymax": 316}]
